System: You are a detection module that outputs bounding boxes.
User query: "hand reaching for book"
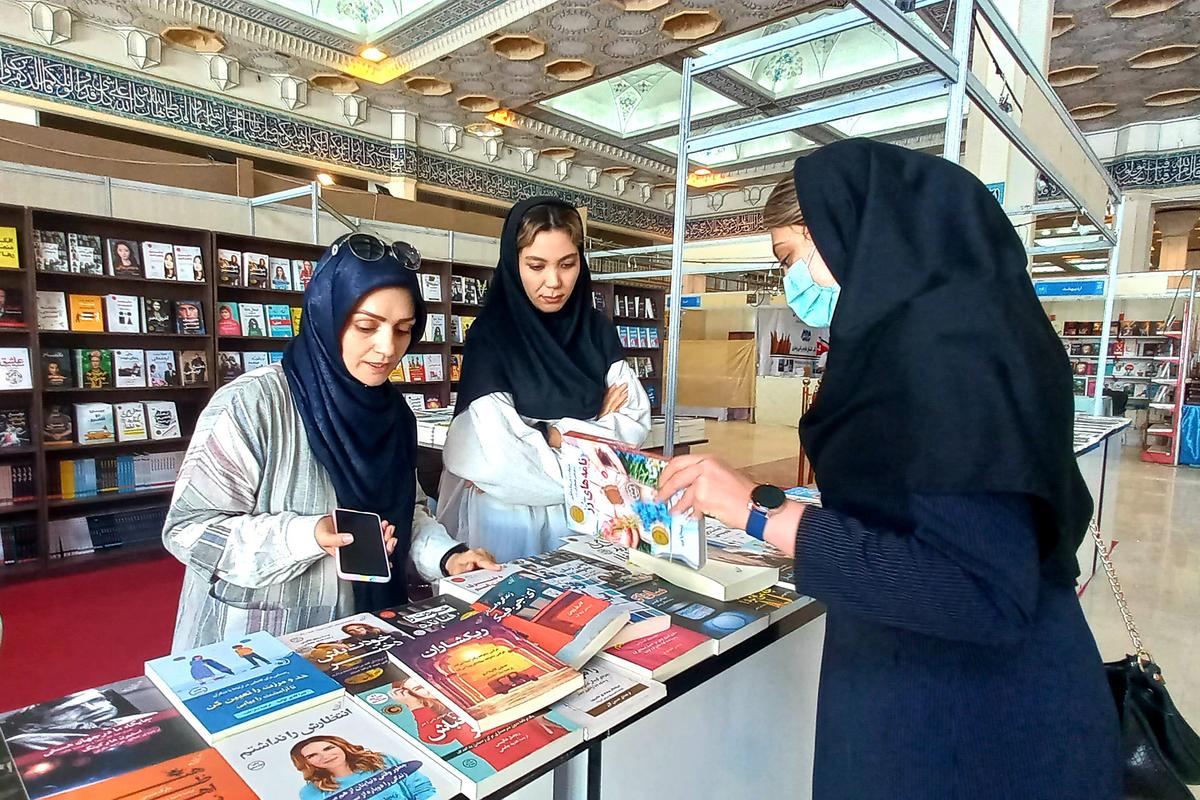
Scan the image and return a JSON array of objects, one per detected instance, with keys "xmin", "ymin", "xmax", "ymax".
[
  {"xmin": 445, "ymin": 547, "xmax": 501, "ymax": 576},
  {"xmin": 315, "ymin": 515, "xmax": 398, "ymax": 558},
  {"xmin": 599, "ymin": 384, "xmax": 630, "ymax": 418}
]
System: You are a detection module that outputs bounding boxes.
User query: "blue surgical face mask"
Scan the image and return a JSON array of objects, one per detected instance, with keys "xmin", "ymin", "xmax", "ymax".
[{"xmin": 783, "ymin": 253, "xmax": 840, "ymax": 328}]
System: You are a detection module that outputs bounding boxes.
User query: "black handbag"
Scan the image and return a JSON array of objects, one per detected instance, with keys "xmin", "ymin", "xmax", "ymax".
[{"xmin": 1090, "ymin": 522, "xmax": 1200, "ymax": 798}]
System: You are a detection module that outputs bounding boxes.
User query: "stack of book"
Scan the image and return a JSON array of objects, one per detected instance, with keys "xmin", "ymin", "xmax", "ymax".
[
  {"xmin": 614, "ymin": 294, "xmax": 656, "ymax": 319},
  {"xmin": 0, "ymin": 519, "xmax": 37, "ymax": 564},
  {"xmin": 50, "ymin": 450, "xmax": 185, "ymax": 499},
  {"xmin": 0, "ymin": 463, "xmax": 35, "ymax": 505}
]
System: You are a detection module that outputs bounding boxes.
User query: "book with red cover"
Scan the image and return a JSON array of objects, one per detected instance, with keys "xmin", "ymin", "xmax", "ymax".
[
  {"xmin": 471, "ymin": 572, "xmax": 629, "ymax": 669},
  {"xmin": 52, "ymin": 749, "xmax": 254, "ymax": 800},
  {"xmin": 596, "ymin": 624, "xmax": 712, "ymax": 681},
  {"xmin": 386, "ymin": 614, "xmax": 583, "ymax": 734}
]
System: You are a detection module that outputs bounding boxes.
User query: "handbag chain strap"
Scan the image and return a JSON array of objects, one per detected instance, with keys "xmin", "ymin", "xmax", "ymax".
[{"xmin": 1089, "ymin": 520, "xmax": 1153, "ymax": 666}]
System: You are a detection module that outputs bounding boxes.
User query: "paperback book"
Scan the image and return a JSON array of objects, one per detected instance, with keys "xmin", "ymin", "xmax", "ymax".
[
  {"xmin": 74, "ymin": 349, "xmax": 113, "ymax": 389},
  {"xmin": 174, "ymin": 300, "xmax": 205, "ymax": 336},
  {"xmin": 270, "ymin": 257, "xmax": 292, "ymax": 290},
  {"xmin": 216, "ymin": 302, "xmax": 242, "ymax": 336},
  {"xmin": 174, "ymin": 244, "xmax": 204, "ymax": 283},
  {"xmin": 67, "ymin": 233, "xmax": 104, "ymax": 275},
  {"xmin": 243, "ymin": 252, "xmax": 270, "ymax": 289},
  {"xmin": 386, "ymin": 614, "xmax": 583, "ymax": 734},
  {"xmin": 266, "ymin": 304, "xmax": 293, "ymax": 338},
  {"xmin": 561, "ymin": 431, "xmax": 705, "ymax": 569},
  {"xmin": 243, "ymin": 351, "xmax": 270, "ymax": 372},
  {"xmin": 114, "ymin": 401, "xmax": 149, "ymax": 442},
  {"xmin": 0, "ymin": 676, "xmax": 213, "ymax": 800},
  {"xmin": 238, "ymin": 303, "xmax": 267, "ymax": 338},
  {"xmin": 280, "ymin": 613, "xmax": 410, "ymax": 698},
  {"xmin": 625, "ymin": 577, "xmax": 770, "ymax": 653},
  {"xmin": 374, "ymin": 594, "xmax": 473, "ymax": 638},
  {"xmin": 142, "ymin": 298, "xmax": 173, "ymax": 334},
  {"xmin": 113, "ymin": 349, "xmax": 146, "ymax": 389},
  {"xmin": 217, "ymin": 250, "xmax": 242, "ymax": 286},
  {"xmin": 0, "ymin": 289, "xmax": 23, "ymax": 329},
  {"xmin": 36, "ymin": 291, "xmax": 68, "ymax": 331},
  {"xmin": 181, "ymin": 351, "xmax": 208, "ymax": 385},
  {"xmin": 596, "ymin": 624, "xmax": 712, "ymax": 682},
  {"xmin": 74, "ymin": 403, "xmax": 115, "ymax": 445},
  {"xmin": 34, "ymin": 230, "xmax": 68, "ymax": 272},
  {"xmin": 469, "ymin": 572, "xmax": 630, "ymax": 668},
  {"xmin": 552, "ymin": 661, "xmax": 665, "ymax": 740},
  {"xmin": 144, "ymin": 630, "xmax": 343, "ymax": 743},
  {"xmin": 216, "ymin": 699, "xmax": 459, "ymax": 800},
  {"xmin": 420, "ymin": 273, "xmax": 443, "ymax": 303},
  {"xmin": 218, "ymin": 352, "xmax": 244, "ymax": 385},
  {"xmin": 425, "ymin": 313, "xmax": 446, "ymax": 343},
  {"xmin": 144, "ymin": 400, "xmax": 180, "ymax": 440},
  {"xmin": 146, "ymin": 350, "xmax": 177, "ymax": 387},
  {"xmin": 68, "ymin": 295, "xmax": 105, "ymax": 332},
  {"xmin": 43, "ymin": 405, "xmax": 73, "ymax": 447},
  {"xmin": 0, "ymin": 227, "xmax": 18, "ymax": 270},
  {"xmin": 141, "ymin": 242, "xmax": 173, "ymax": 280},
  {"xmin": 0, "ymin": 410, "xmax": 29, "ymax": 448},
  {"xmin": 291, "ymin": 306, "xmax": 303, "ymax": 335},
  {"xmin": 104, "ymin": 294, "xmax": 141, "ymax": 333},
  {"xmin": 292, "ymin": 259, "xmax": 315, "ymax": 293},
  {"xmin": 106, "ymin": 239, "xmax": 143, "ymax": 278}
]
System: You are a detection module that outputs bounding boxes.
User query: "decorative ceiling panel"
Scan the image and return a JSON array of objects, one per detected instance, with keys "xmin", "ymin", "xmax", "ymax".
[{"xmin": 1049, "ymin": 0, "xmax": 1200, "ymax": 131}]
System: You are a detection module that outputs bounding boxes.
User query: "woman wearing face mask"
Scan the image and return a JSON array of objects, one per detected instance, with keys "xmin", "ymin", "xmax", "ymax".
[
  {"xmin": 658, "ymin": 140, "xmax": 1118, "ymax": 799},
  {"xmin": 163, "ymin": 234, "xmax": 497, "ymax": 651},
  {"xmin": 438, "ymin": 198, "xmax": 651, "ymax": 563}
]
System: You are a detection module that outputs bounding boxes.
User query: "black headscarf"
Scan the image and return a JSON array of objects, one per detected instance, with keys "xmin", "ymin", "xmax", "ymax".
[
  {"xmin": 282, "ymin": 241, "xmax": 426, "ymax": 611},
  {"xmin": 455, "ymin": 197, "xmax": 625, "ymax": 420},
  {"xmin": 795, "ymin": 139, "xmax": 1092, "ymax": 585}
]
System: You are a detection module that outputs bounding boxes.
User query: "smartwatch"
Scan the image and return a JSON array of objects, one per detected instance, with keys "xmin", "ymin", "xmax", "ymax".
[{"xmin": 746, "ymin": 484, "xmax": 787, "ymax": 541}]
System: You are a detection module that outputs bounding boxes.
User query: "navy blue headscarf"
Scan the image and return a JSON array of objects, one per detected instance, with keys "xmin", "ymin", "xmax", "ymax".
[{"xmin": 282, "ymin": 241, "xmax": 427, "ymax": 611}]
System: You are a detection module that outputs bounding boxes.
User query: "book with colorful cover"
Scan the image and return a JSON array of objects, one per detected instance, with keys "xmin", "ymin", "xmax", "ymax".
[
  {"xmin": 450, "ymin": 355, "xmax": 462, "ymax": 382},
  {"xmin": 292, "ymin": 259, "xmax": 315, "ymax": 293},
  {"xmin": 140, "ymin": 242, "xmax": 172, "ymax": 280},
  {"xmin": 552, "ymin": 661, "xmax": 665, "ymax": 740},
  {"xmin": 74, "ymin": 349, "xmax": 113, "ymax": 390},
  {"xmin": 216, "ymin": 302, "xmax": 241, "ymax": 336},
  {"xmin": 360, "ymin": 689, "xmax": 580, "ymax": 800},
  {"xmin": 217, "ymin": 250, "xmax": 242, "ymax": 286},
  {"xmin": 243, "ymin": 351, "xmax": 270, "ymax": 372},
  {"xmin": 68, "ymin": 295, "xmax": 105, "ymax": 332},
  {"xmin": 595, "ymin": 624, "xmax": 712, "ymax": 682},
  {"xmin": 0, "ymin": 410, "xmax": 29, "ymax": 448},
  {"xmin": 144, "ymin": 630, "xmax": 343, "ymax": 743},
  {"xmin": 270, "ymin": 257, "xmax": 292, "ymax": 290},
  {"xmin": 386, "ymin": 614, "xmax": 583, "ymax": 734},
  {"xmin": 624, "ymin": 577, "xmax": 770, "ymax": 654},
  {"xmin": 561, "ymin": 431, "xmax": 705, "ymax": 569},
  {"xmin": 0, "ymin": 676, "xmax": 218, "ymax": 800},
  {"xmin": 174, "ymin": 244, "xmax": 204, "ymax": 283},
  {"xmin": 242, "ymin": 252, "xmax": 270, "ymax": 289},
  {"xmin": 216, "ymin": 699, "xmax": 459, "ymax": 800},
  {"xmin": 0, "ymin": 227, "xmax": 18, "ymax": 270},
  {"xmin": 67, "ymin": 234, "xmax": 104, "ymax": 275},
  {"xmin": 266, "ymin": 304, "xmax": 293, "ymax": 338},
  {"xmin": 374, "ymin": 595, "xmax": 474, "ymax": 639},
  {"xmin": 113, "ymin": 349, "xmax": 146, "ymax": 389},
  {"xmin": 105, "ymin": 239, "xmax": 142, "ymax": 278},
  {"xmin": 41, "ymin": 348, "xmax": 72, "ymax": 389},
  {"xmin": 33, "ymin": 230, "xmax": 68, "ymax": 272},
  {"xmin": 174, "ymin": 300, "xmax": 205, "ymax": 336},
  {"xmin": 470, "ymin": 573, "xmax": 629, "ymax": 669},
  {"xmin": 425, "ymin": 354, "xmax": 444, "ymax": 383},
  {"xmin": 280, "ymin": 613, "xmax": 411, "ymax": 699},
  {"xmin": 404, "ymin": 354, "xmax": 426, "ymax": 383},
  {"xmin": 731, "ymin": 585, "xmax": 809, "ymax": 624},
  {"xmin": 52, "ymin": 748, "xmax": 254, "ymax": 800},
  {"xmin": 0, "ymin": 289, "xmax": 23, "ymax": 329},
  {"xmin": 291, "ymin": 306, "xmax": 303, "ymax": 336},
  {"xmin": 0, "ymin": 736, "xmax": 23, "ymax": 800},
  {"xmin": 237, "ymin": 303, "xmax": 266, "ymax": 338}
]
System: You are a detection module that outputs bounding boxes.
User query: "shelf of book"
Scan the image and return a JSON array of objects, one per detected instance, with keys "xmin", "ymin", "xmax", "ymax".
[
  {"xmin": 44, "ymin": 435, "xmax": 190, "ymax": 455},
  {"xmin": 47, "ymin": 486, "xmax": 174, "ymax": 509}
]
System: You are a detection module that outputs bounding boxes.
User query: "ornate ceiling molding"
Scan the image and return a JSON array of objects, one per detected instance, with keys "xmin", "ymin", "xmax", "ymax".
[
  {"xmin": 387, "ymin": 0, "xmax": 557, "ymax": 76},
  {"xmin": 490, "ymin": 108, "xmax": 674, "ymax": 174}
]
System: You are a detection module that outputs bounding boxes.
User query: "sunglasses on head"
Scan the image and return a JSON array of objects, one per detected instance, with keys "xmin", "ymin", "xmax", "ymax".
[{"xmin": 330, "ymin": 233, "xmax": 421, "ymax": 271}]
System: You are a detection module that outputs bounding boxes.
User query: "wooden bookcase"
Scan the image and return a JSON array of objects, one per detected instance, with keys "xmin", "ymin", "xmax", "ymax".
[
  {"xmin": 0, "ymin": 207, "xmax": 669, "ymax": 582},
  {"xmin": 606, "ymin": 283, "xmax": 666, "ymax": 413}
]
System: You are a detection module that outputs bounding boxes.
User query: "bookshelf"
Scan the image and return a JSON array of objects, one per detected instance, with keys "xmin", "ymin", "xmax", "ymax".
[{"xmin": 605, "ymin": 283, "xmax": 666, "ymax": 413}]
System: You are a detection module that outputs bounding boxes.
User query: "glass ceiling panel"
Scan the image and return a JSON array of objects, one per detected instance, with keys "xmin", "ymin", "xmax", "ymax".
[
  {"xmin": 649, "ymin": 119, "xmax": 812, "ymax": 167},
  {"xmin": 245, "ymin": 0, "xmax": 450, "ymax": 39},
  {"xmin": 539, "ymin": 65, "xmax": 740, "ymax": 139},
  {"xmin": 698, "ymin": 8, "xmax": 935, "ymax": 100},
  {"xmin": 827, "ymin": 96, "xmax": 949, "ymax": 137}
]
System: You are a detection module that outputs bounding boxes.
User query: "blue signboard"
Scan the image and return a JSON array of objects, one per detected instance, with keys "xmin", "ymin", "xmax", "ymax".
[
  {"xmin": 1033, "ymin": 279, "xmax": 1106, "ymax": 297},
  {"xmin": 985, "ymin": 182, "xmax": 1005, "ymax": 205},
  {"xmin": 668, "ymin": 294, "xmax": 703, "ymax": 308}
]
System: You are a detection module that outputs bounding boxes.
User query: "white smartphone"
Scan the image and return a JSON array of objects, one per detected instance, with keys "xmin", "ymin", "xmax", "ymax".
[{"xmin": 333, "ymin": 509, "xmax": 392, "ymax": 583}]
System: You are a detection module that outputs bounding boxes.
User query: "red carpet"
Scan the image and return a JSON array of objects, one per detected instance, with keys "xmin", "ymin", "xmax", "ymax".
[{"xmin": 0, "ymin": 556, "xmax": 184, "ymax": 711}]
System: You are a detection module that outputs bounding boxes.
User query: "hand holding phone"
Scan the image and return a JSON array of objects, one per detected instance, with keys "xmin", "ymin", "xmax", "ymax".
[{"xmin": 326, "ymin": 509, "xmax": 395, "ymax": 583}]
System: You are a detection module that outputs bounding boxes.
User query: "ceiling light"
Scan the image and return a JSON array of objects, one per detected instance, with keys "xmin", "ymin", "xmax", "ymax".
[
  {"xmin": 317, "ymin": 173, "xmax": 335, "ymax": 186},
  {"xmin": 694, "ymin": 167, "xmax": 712, "ymax": 176},
  {"xmin": 359, "ymin": 46, "xmax": 387, "ymax": 62}
]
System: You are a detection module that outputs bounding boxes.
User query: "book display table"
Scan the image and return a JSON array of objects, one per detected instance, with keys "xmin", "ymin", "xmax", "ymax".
[{"xmin": 1072, "ymin": 415, "xmax": 1131, "ymax": 594}]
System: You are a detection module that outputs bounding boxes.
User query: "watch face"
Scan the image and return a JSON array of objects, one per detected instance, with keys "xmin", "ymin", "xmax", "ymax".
[{"xmin": 752, "ymin": 484, "xmax": 787, "ymax": 510}]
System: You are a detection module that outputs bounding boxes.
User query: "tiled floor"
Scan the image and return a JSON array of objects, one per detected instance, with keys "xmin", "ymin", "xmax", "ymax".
[{"xmin": 697, "ymin": 421, "xmax": 1200, "ymax": 742}]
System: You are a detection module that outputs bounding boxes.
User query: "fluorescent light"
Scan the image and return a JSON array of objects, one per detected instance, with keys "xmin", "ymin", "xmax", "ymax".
[
  {"xmin": 1031, "ymin": 265, "xmax": 1064, "ymax": 273},
  {"xmin": 693, "ymin": 167, "xmax": 711, "ymax": 176},
  {"xmin": 360, "ymin": 46, "xmax": 386, "ymax": 62},
  {"xmin": 317, "ymin": 173, "xmax": 335, "ymax": 186}
]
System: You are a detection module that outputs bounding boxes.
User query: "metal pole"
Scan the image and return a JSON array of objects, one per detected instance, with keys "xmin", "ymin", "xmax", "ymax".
[
  {"xmin": 311, "ymin": 181, "xmax": 320, "ymax": 244},
  {"xmin": 942, "ymin": 0, "xmax": 975, "ymax": 163},
  {"xmin": 663, "ymin": 56, "xmax": 695, "ymax": 458},
  {"xmin": 1093, "ymin": 197, "xmax": 1123, "ymax": 416}
]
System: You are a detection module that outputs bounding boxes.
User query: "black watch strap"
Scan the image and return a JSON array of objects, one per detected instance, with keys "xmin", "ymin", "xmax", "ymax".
[{"xmin": 439, "ymin": 543, "xmax": 470, "ymax": 577}]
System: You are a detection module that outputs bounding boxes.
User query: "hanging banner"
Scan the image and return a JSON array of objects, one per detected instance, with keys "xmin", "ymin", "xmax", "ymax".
[
  {"xmin": 757, "ymin": 307, "xmax": 827, "ymax": 377},
  {"xmin": 1034, "ymin": 279, "xmax": 1106, "ymax": 297}
]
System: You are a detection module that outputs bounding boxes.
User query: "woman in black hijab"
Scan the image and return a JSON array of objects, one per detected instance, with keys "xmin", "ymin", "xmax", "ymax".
[
  {"xmin": 658, "ymin": 139, "xmax": 1119, "ymax": 799},
  {"xmin": 438, "ymin": 198, "xmax": 652, "ymax": 562}
]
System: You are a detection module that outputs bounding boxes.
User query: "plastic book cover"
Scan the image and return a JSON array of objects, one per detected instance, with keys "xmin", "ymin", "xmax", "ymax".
[
  {"xmin": 280, "ymin": 613, "xmax": 412, "ymax": 698},
  {"xmin": 243, "ymin": 351, "xmax": 270, "ymax": 372},
  {"xmin": 141, "ymin": 243, "xmax": 172, "ymax": 280},
  {"xmin": 174, "ymin": 300, "xmax": 205, "ymax": 336},
  {"xmin": 217, "ymin": 302, "xmax": 242, "ymax": 336},
  {"xmin": 105, "ymin": 239, "xmax": 142, "ymax": 278},
  {"xmin": 174, "ymin": 245, "xmax": 204, "ymax": 283},
  {"xmin": 113, "ymin": 349, "xmax": 146, "ymax": 388},
  {"xmin": 243, "ymin": 252, "xmax": 270, "ymax": 289},
  {"xmin": 67, "ymin": 234, "xmax": 104, "ymax": 275},
  {"xmin": 237, "ymin": 304, "xmax": 267, "ymax": 338},
  {"xmin": 292, "ymin": 259, "xmax": 315, "ymax": 293},
  {"xmin": 145, "ymin": 630, "xmax": 343, "ymax": 743},
  {"xmin": 470, "ymin": 573, "xmax": 629, "ymax": 668},
  {"xmin": 34, "ymin": 231, "xmax": 68, "ymax": 272},
  {"xmin": 0, "ymin": 676, "xmax": 206, "ymax": 800},
  {"xmin": 74, "ymin": 402, "xmax": 115, "ymax": 445},
  {"xmin": 561, "ymin": 432, "xmax": 705, "ymax": 569},
  {"xmin": 266, "ymin": 304, "xmax": 293, "ymax": 338},
  {"xmin": 0, "ymin": 227, "xmax": 18, "ymax": 270},
  {"xmin": 270, "ymin": 257, "xmax": 293, "ymax": 290},
  {"xmin": 386, "ymin": 614, "xmax": 582, "ymax": 734},
  {"xmin": 216, "ymin": 699, "xmax": 458, "ymax": 800},
  {"xmin": 74, "ymin": 349, "xmax": 113, "ymax": 390},
  {"xmin": 218, "ymin": 250, "xmax": 242, "ymax": 286}
]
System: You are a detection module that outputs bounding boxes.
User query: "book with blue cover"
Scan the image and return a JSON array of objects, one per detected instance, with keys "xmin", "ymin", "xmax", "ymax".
[{"xmin": 144, "ymin": 630, "xmax": 343, "ymax": 743}]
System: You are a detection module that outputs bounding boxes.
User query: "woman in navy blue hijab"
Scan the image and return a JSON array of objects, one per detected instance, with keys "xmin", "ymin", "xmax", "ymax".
[{"xmin": 163, "ymin": 234, "xmax": 497, "ymax": 650}]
